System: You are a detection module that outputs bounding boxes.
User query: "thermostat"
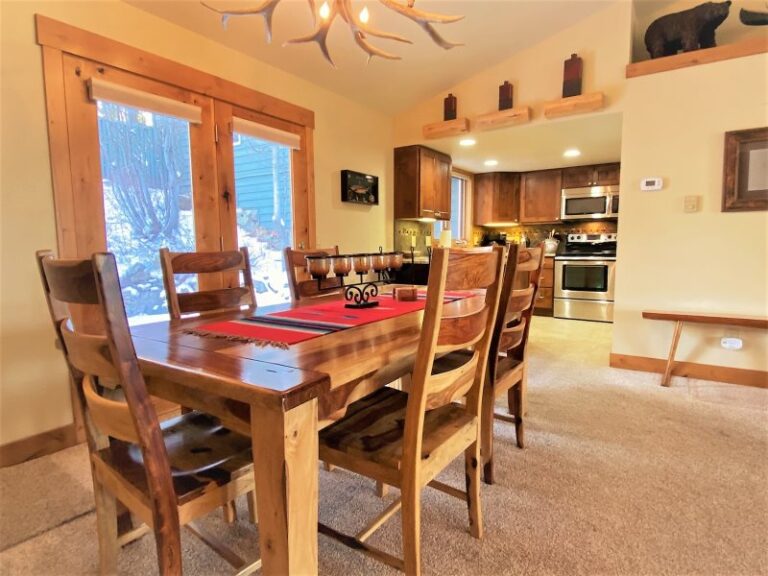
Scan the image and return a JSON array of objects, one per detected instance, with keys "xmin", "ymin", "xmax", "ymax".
[{"xmin": 641, "ymin": 177, "xmax": 663, "ymax": 191}]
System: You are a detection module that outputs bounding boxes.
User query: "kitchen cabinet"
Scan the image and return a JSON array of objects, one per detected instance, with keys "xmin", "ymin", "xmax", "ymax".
[
  {"xmin": 394, "ymin": 145, "xmax": 452, "ymax": 220},
  {"xmin": 473, "ymin": 172, "xmax": 520, "ymax": 226},
  {"xmin": 561, "ymin": 162, "xmax": 620, "ymax": 188},
  {"xmin": 520, "ymin": 169, "xmax": 562, "ymax": 223},
  {"xmin": 534, "ymin": 257, "xmax": 555, "ymax": 315}
]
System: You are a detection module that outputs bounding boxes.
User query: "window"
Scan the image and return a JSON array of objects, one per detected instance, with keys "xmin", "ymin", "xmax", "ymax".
[
  {"xmin": 41, "ymin": 29, "xmax": 315, "ymax": 324},
  {"xmin": 97, "ymin": 100, "xmax": 197, "ymax": 323},
  {"xmin": 233, "ymin": 133, "xmax": 294, "ymax": 305},
  {"xmin": 434, "ymin": 174, "xmax": 470, "ymax": 242}
]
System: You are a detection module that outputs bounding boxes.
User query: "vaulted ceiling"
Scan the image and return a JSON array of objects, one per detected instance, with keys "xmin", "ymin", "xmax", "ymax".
[{"xmin": 125, "ymin": 0, "xmax": 611, "ymax": 114}]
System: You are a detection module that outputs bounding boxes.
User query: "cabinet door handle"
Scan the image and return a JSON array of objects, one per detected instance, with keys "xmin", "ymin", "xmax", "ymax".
[{"xmin": 422, "ymin": 209, "xmax": 434, "ymax": 214}]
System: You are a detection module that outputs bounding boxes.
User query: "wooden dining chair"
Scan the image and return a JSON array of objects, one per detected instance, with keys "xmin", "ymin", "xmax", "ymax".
[
  {"xmin": 160, "ymin": 247, "xmax": 256, "ymax": 320},
  {"xmin": 481, "ymin": 245, "xmax": 544, "ymax": 484},
  {"xmin": 36, "ymin": 250, "xmax": 260, "ymax": 576},
  {"xmin": 318, "ymin": 246, "xmax": 504, "ymax": 575},
  {"xmin": 283, "ymin": 245, "xmax": 341, "ymax": 300}
]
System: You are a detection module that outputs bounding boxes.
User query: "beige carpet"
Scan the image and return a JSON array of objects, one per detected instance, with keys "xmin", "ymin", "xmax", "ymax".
[{"xmin": 1, "ymin": 318, "xmax": 766, "ymax": 575}]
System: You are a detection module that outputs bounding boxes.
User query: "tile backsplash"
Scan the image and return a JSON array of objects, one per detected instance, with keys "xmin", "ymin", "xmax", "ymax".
[
  {"xmin": 473, "ymin": 220, "xmax": 618, "ymax": 246},
  {"xmin": 394, "ymin": 219, "xmax": 617, "ymax": 253},
  {"xmin": 394, "ymin": 220, "xmax": 435, "ymax": 255}
]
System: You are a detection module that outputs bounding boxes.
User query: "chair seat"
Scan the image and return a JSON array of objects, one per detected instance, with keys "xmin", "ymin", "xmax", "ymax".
[
  {"xmin": 496, "ymin": 355, "xmax": 524, "ymax": 383},
  {"xmin": 319, "ymin": 387, "xmax": 476, "ymax": 478},
  {"xmin": 97, "ymin": 412, "xmax": 253, "ymax": 506}
]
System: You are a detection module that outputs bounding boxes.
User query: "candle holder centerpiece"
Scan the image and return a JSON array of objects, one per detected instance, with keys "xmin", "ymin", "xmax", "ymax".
[{"xmin": 305, "ymin": 247, "xmax": 404, "ymax": 309}]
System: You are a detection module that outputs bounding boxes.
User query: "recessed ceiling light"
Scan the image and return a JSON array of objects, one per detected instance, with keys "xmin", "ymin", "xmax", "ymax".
[
  {"xmin": 459, "ymin": 138, "xmax": 476, "ymax": 147},
  {"xmin": 563, "ymin": 148, "xmax": 581, "ymax": 158},
  {"xmin": 484, "ymin": 159, "xmax": 499, "ymax": 167}
]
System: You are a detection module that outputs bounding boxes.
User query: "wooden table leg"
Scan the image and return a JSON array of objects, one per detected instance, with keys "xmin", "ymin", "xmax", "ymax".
[
  {"xmin": 250, "ymin": 399, "xmax": 318, "ymax": 576},
  {"xmin": 662, "ymin": 320, "xmax": 683, "ymax": 387}
]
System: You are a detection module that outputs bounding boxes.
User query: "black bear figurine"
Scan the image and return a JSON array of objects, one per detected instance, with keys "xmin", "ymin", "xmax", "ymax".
[{"xmin": 645, "ymin": 1, "xmax": 731, "ymax": 59}]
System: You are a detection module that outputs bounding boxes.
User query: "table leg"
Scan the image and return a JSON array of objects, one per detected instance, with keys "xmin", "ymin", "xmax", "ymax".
[
  {"xmin": 251, "ymin": 399, "xmax": 318, "ymax": 576},
  {"xmin": 662, "ymin": 321, "xmax": 683, "ymax": 387}
]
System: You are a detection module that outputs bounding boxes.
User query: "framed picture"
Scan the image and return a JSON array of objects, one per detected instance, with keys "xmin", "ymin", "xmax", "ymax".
[
  {"xmin": 722, "ymin": 127, "xmax": 768, "ymax": 212},
  {"xmin": 341, "ymin": 170, "xmax": 379, "ymax": 206}
]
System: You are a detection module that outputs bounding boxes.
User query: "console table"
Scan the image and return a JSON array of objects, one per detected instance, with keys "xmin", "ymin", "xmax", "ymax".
[{"xmin": 642, "ymin": 310, "xmax": 768, "ymax": 386}]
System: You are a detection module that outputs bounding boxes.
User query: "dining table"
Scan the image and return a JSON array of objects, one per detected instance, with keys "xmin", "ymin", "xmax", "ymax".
[{"xmin": 130, "ymin": 289, "xmax": 444, "ymax": 576}]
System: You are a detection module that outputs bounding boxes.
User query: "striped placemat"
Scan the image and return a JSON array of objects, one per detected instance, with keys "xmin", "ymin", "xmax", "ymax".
[{"xmin": 185, "ymin": 291, "xmax": 471, "ymax": 348}]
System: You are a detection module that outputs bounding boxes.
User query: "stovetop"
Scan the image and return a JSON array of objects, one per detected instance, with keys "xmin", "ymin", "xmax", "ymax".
[{"xmin": 556, "ymin": 232, "xmax": 617, "ymax": 260}]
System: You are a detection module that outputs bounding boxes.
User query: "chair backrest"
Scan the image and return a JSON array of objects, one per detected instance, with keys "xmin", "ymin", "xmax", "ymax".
[
  {"xmin": 489, "ymin": 246, "xmax": 545, "ymax": 383},
  {"xmin": 160, "ymin": 247, "xmax": 256, "ymax": 319},
  {"xmin": 403, "ymin": 246, "xmax": 504, "ymax": 464},
  {"xmin": 283, "ymin": 245, "xmax": 341, "ymax": 300},
  {"xmin": 36, "ymin": 250, "xmax": 179, "ymax": 540}
]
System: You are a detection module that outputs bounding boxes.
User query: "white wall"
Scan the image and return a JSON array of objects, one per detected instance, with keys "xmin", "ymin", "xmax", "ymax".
[
  {"xmin": 393, "ymin": 2, "xmax": 633, "ymax": 147},
  {"xmin": 0, "ymin": 0, "xmax": 393, "ymax": 445},
  {"xmin": 613, "ymin": 52, "xmax": 768, "ymax": 371}
]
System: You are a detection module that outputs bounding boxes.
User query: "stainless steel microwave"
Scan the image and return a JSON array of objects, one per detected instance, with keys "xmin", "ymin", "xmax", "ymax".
[{"xmin": 561, "ymin": 186, "xmax": 619, "ymax": 220}]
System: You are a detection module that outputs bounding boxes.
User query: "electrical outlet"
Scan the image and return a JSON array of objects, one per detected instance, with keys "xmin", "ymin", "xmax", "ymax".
[
  {"xmin": 720, "ymin": 337, "xmax": 743, "ymax": 350},
  {"xmin": 683, "ymin": 195, "xmax": 701, "ymax": 213}
]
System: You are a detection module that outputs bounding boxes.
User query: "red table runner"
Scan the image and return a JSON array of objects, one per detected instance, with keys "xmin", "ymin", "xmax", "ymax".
[{"xmin": 187, "ymin": 291, "xmax": 470, "ymax": 348}]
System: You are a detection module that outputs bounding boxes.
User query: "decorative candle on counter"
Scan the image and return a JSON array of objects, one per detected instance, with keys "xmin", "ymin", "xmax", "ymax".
[
  {"xmin": 425, "ymin": 235, "xmax": 432, "ymax": 248},
  {"xmin": 439, "ymin": 229, "xmax": 452, "ymax": 247}
]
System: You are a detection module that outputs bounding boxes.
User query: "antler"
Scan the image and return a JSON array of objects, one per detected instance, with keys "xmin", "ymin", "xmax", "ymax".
[
  {"xmin": 338, "ymin": 0, "xmax": 411, "ymax": 62},
  {"xmin": 378, "ymin": 0, "xmax": 463, "ymax": 49},
  {"xmin": 284, "ymin": 0, "xmax": 340, "ymax": 67},
  {"xmin": 201, "ymin": 0, "xmax": 463, "ymax": 65},
  {"xmin": 201, "ymin": 0, "xmax": 282, "ymax": 43}
]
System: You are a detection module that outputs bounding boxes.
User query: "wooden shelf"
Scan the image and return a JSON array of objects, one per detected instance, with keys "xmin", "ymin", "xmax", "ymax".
[
  {"xmin": 422, "ymin": 117, "xmax": 469, "ymax": 140},
  {"xmin": 626, "ymin": 36, "xmax": 768, "ymax": 79},
  {"xmin": 474, "ymin": 106, "xmax": 531, "ymax": 131},
  {"xmin": 543, "ymin": 92, "xmax": 605, "ymax": 120}
]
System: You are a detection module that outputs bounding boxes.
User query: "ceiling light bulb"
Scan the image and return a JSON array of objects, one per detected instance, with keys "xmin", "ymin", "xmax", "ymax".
[
  {"xmin": 459, "ymin": 138, "xmax": 476, "ymax": 147},
  {"xmin": 359, "ymin": 6, "xmax": 370, "ymax": 23},
  {"xmin": 563, "ymin": 148, "xmax": 581, "ymax": 158},
  {"xmin": 484, "ymin": 159, "xmax": 499, "ymax": 167},
  {"xmin": 319, "ymin": 1, "xmax": 331, "ymax": 20}
]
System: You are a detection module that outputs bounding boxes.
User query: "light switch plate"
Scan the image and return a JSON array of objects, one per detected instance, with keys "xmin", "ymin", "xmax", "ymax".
[{"xmin": 683, "ymin": 195, "xmax": 701, "ymax": 212}]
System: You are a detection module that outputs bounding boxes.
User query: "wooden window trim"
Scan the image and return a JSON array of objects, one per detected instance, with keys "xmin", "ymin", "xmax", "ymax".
[
  {"xmin": 35, "ymin": 15, "xmax": 314, "ymax": 128},
  {"xmin": 38, "ymin": 14, "xmax": 317, "ymax": 262}
]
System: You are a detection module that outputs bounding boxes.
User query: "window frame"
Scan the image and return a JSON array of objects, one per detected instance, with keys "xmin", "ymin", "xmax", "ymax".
[
  {"xmin": 37, "ymin": 15, "xmax": 316, "ymax": 267},
  {"xmin": 451, "ymin": 169, "xmax": 473, "ymax": 242}
]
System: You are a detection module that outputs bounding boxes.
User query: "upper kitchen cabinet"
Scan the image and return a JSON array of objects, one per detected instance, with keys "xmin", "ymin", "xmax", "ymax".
[
  {"xmin": 520, "ymin": 169, "xmax": 562, "ymax": 223},
  {"xmin": 395, "ymin": 145, "xmax": 452, "ymax": 220},
  {"xmin": 473, "ymin": 172, "xmax": 520, "ymax": 226},
  {"xmin": 561, "ymin": 163, "xmax": 621, "ymax": 188}
]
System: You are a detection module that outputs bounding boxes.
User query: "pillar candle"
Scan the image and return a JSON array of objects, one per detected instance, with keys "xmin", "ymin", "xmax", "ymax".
[
  {"xmin": 440, "ymin": 230, "xmax": 452, "ymax": 247},
  {"xmin": 411, "ymin": 235, "xmax": 416, "ymax": 248},
  {"xmin": 425, "ymin": 235, "xmax": 432, "ymax": 248}
]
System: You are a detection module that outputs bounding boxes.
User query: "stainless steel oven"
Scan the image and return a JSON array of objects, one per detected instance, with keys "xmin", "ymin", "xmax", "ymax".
[
  {"xmin": 553, "ymin": 233, "xmax": 617, "ymax": 322},
  {"xmin": 554, "ymin": 258, "xmax": 616, "ymax": 322},
  {"xmin": 561, "ymin": 186, "xmax": 619, "ymax": 220}
]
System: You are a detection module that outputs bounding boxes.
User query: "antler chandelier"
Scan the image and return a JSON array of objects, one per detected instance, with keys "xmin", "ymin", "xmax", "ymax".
[{"xmin": 201, "ymin": 0, "xmax": 464, "ymax": 66}]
